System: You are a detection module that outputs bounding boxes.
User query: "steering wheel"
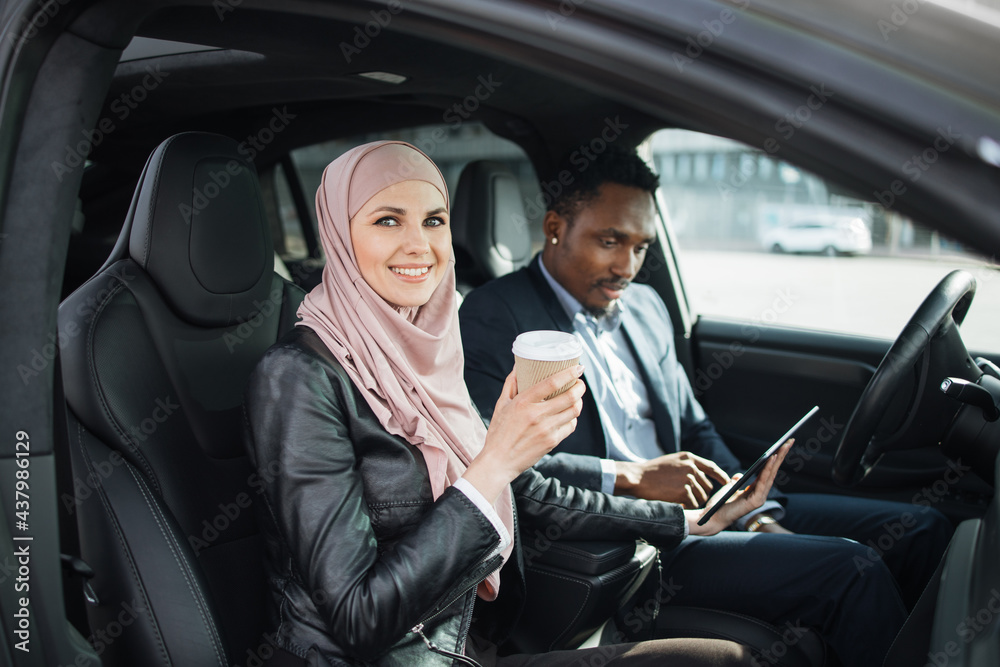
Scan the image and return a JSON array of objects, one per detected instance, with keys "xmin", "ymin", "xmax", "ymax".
[{"xmin": 832, "ymin": 270, "xmax": 977, "ymax": 486}]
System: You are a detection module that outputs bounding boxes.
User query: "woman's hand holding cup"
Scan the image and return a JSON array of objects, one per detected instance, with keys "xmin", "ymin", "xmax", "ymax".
[{"xmin": 464, "ymin": 364, "xmax": 585, "ymax": 503}]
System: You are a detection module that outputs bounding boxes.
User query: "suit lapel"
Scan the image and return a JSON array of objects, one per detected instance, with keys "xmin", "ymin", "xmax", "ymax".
[
  {"xmin": 526, "ymin": 256, "xmax": 574, "ymax": 333},
  {"xmin": 526, "ymin": 255, "xmax": 610, "ymax": 457}
]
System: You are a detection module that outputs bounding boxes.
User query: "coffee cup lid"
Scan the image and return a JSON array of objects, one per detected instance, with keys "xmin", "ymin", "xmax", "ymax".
[{"xmin": 512, "ymin": 330, "xmax": 582, "ymax": 361}]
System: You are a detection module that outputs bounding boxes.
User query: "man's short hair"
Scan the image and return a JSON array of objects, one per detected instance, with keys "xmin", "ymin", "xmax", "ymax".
[{"xmin": 547, "ymin": 145, "xmax": 660, "ymax": 222}]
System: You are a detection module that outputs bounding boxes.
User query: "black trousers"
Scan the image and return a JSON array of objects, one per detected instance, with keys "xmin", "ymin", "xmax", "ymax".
[
  {"xmin": 777, "ymin": 492, "xmax": 952, "ymax": 609},
  {"xmin": 648, "ymin": 488, "xmax": 953, "ymax": 667}
]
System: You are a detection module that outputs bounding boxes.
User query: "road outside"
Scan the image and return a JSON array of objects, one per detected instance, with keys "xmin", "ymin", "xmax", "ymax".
[{"xmin": 677, "ymin": 250, "xmax": 1000, "ymax": 355}]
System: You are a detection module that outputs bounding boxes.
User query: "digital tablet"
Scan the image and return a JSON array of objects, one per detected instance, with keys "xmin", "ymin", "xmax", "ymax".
[{"xmin": 697, "ymin": 405, "xmax": 820, "ymax": 526}]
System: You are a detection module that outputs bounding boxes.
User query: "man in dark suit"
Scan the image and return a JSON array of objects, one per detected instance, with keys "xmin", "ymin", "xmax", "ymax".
[{"xmin": 459, "ymin": 147, "xmax": 952, "ymax": 616}]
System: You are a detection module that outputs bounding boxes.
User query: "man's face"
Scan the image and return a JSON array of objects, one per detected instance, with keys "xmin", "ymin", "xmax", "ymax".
[{"xmin": 543, "ymin": 183, "xmax": 658, "ymax": 317}]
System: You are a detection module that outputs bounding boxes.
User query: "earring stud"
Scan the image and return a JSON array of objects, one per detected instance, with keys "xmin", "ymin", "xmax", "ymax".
[{"xmin": 550, "ymin": 237, "xmax": 558, "ymax": 245}]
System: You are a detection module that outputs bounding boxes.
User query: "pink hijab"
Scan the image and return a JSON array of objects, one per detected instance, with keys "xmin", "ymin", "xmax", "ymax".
[{"xmin": 296, "ymin": 141, "xmax": 513, "ymax": 600}]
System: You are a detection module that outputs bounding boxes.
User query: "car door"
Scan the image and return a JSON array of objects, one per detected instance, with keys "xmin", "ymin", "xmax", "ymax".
[{"xmin": 643, "ymin": 128, "xmax": 997, "ymax": 524}]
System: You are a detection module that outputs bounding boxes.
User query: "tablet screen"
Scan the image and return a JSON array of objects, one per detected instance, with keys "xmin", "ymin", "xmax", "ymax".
[{"xmin": 697, "ymin": 405, "xmax": 820, "ymax": 526}]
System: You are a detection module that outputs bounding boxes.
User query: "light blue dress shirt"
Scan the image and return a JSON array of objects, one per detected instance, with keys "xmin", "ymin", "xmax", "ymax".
[
  {"xmin": 538, "ymin": 258, "xmax": 661, "ymax": 493},
  {"xmin": 537, "ymin": 257, "xmax": 783, "ymax": 528}
]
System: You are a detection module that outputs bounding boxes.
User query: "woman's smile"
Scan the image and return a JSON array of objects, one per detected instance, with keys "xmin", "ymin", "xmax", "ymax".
[{"xmin": 390, "ymin": 264, "xmax": 432, "ymax": 279}]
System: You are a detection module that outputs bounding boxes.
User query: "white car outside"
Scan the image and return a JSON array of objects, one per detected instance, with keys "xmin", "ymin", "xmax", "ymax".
[{"xmin": 762, "ymin": 217, "xmax": 873, "ymax": 255}]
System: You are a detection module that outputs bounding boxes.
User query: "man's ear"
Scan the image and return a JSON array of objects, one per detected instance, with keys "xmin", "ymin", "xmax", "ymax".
[{"xmin": 542, "ymin": 210, "xmax": 567, "ymax": 243}]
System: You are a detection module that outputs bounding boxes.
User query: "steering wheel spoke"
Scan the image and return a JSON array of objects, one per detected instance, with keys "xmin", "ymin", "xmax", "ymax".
[{"xmin": 833, "ymin": 270, "xmax": 980, "ymax": 486}]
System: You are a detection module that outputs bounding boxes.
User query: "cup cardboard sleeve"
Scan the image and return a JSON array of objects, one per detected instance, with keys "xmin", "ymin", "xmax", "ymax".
[{"xmin": 511, "ymin": 331, "xmax": 583, "ymax": 399}]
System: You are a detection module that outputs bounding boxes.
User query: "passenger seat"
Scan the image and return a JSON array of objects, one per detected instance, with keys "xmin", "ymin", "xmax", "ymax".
[{"xmin": 58, "ymin": 132, "xmax": 304, "ymax": 666}]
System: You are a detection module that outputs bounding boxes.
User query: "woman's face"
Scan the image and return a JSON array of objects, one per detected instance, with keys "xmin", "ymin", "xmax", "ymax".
[{"xmin": 350, "ymin": 179, "xmax": 451, "ymax": 308}]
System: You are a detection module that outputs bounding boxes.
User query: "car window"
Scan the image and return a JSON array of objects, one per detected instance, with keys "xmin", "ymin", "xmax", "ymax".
[
  {"xmin": 287, "ymin": 122, "xmax": 545, "ymax": 258},
  {"xmin": 261, "ymin": 162, "xmax": 309, "ymax": 261},
  {"xmin": 649, "ymin": 129, "xmax": 1000, "ymax": 355},
  {"xmin": 272, "ymin": 163, "xmax": 308, "ymax": 260}
]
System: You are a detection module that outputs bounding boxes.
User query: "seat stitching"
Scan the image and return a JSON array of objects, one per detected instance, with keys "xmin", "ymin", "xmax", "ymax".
[
  {"xmin": 528, "ymin": 571, "xmax": 591, "ymax": 651},
  {"xmin": 83, "ymin": 277, "xmax": 161, "ymax": 494},
  {"xmin": 142, "ymin": 135, "xmax": 178, "ymax": 266},
  {"xmin": 125, "ymin": 463, "xmax": 228, "ymax": 667},
  {"xmin": 73, "ymin": 420, "xmax": 171, "ymax": 666}
]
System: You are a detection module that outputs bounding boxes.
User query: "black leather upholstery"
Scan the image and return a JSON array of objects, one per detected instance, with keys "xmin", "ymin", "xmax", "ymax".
[
  {"xmin": 58, "ymin": 132, "xmax": 305, "ymax": 666},
  {"xmin": 450, "ymin": 160, "xmax": 533, "ymax": 294},
  {"xmin": 509, "ymin": 541, "xmax": 657, "ymax": 653}
]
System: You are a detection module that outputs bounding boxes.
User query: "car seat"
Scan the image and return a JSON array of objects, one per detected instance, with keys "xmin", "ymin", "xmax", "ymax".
[
  {"xmin": 58, "ymin": 132, "xmax": 305, "ymax": 666},
  {"xmin": 450, "ymin": 160, "xmax": 533, "ymax": 294}
]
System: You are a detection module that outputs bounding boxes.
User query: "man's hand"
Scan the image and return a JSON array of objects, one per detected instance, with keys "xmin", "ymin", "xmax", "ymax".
[
  {"xmin": 615, "ymin": 451, "xmax": 731, "ymax": 508},
  {"xmin": 756, "ymin": 521, "xmax": 795, "ymax": 534},
  {"xmin": 686, "ymin": 441, "xmax": 793, "ymax": 536}
]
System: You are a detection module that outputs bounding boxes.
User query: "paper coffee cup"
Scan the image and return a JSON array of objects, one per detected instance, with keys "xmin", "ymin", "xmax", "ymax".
[{"xmin": 512, "ymin": 330, "xmax": 583, "ymax": 399}]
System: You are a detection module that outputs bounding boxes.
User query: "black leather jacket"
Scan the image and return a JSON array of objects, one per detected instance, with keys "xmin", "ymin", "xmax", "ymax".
[{"xmin": 242, "ymin": 326, "xmax": 688, "ymax": 666}]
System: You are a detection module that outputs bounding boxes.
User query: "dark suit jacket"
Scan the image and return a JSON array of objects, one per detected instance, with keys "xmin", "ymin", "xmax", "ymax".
[{"xmin": 459, "ymin": 255, "xmax": 744, "ymax": 491}]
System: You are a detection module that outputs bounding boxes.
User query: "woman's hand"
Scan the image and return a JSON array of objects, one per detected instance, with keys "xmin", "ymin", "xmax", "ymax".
[
  {"xmin": 684, "ymin": 440, "xmax": 794, "ymax": 536},
  {"xmin": 463, "ymin": 366, "xmax": 585, "ymax": 502}
]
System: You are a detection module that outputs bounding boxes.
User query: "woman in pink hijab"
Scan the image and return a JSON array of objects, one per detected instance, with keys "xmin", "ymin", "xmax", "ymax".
[{"xmin": 243, "ymin": 141, "xmax": 785, "ymax": 666}]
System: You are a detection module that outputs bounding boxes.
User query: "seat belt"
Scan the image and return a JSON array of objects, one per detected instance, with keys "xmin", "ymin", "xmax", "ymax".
[{"xmin": 52, "ymin": 351, "xmax": 97, "ymax": 631}]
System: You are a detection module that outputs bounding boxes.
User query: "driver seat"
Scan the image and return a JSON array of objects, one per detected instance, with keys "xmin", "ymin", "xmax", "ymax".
[{"xmin": 58, "ymin": 132, "xmax": 305, "ymax": 666}]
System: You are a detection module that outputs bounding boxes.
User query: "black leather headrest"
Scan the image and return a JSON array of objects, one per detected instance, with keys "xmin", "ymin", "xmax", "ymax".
[
  {"xmin": 451, "ymin": 160, "xmax": 532, "ymax": 285},
  {"xmin": 123, "ymin": 132, "xmax": 273, "ymax": 327}
]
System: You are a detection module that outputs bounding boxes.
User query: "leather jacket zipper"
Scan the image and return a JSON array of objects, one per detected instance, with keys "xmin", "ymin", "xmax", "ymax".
[
  {"xmin": 410, "ymin": 553, "xmax": 501, "ymax": 667},
  {"xmin": 411, "ymin": 622, "xmax": 483, "ymax": 667}
]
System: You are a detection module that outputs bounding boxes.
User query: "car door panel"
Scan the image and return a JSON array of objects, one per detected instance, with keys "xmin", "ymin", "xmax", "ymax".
[{"xmin": 690, "ymin": 317, "xmax": 993, "ymax": 522}]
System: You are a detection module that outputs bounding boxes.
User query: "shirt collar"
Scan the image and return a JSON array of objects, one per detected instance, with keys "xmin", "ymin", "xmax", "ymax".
[{"xmin": 538, "ymin": 255, "xmax": 623, "ymax": 334}]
